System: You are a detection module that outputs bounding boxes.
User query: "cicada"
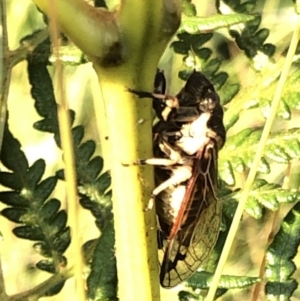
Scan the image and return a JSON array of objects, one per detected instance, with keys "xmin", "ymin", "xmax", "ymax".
[{"xmin": 129, "ymin": 70, "xmax": 226, "ymax": 288}]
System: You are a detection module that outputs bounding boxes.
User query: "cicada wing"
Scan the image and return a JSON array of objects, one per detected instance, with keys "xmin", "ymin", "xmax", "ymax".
[
  {"xmin": 159, "ymin": 196, "xmax": 221, "ymax": 287},
  {"xmin": 159, "ymin": 147, "xmax": 221, "ymax": 288}
]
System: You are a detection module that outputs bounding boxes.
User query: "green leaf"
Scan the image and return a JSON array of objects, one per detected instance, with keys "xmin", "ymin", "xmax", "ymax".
[
  {"xmin": 178, "ymin": 291, "xmax": 198, "ymax": 301},
  {"xmin": 85, "ymin": 157, "xmax": 105, "ymax": 181},
  {"xmin": 178, "ymin": 14, "xmax": 255, "ymax": 34},
  {"xmin": 266, "ymin": 202, "xmax": 300, "ymax": 279},
  {"xmin": 259, "ymin": 97, "xmax": 291, "ymax": 121},
  {"xmin": 219, "ymin": 160, "xmax": 235, "ymax": 186},
  {"xmin": 40, "ymin": 199, "xmax": 61, "ymax": 221},
  {"xmin": 48, "ymin": 211, "xmax": 68, "ymax": 237},
  {"xmin": 72, "ymin": 126, "xmax": 85, "ymax": 146},
  {"xmin": 36, "ymin": 259, "xmax": 56, "ymax": 274},
  {"xmin": 34, "ymin": 118, "xmax": 59, "ymax": 133},
  {"xmin": 13, "ymin": 225, "xmax": 45, "ymax": 241},
  {"xmin": 95, "ymin": 171, "xmax": 111, "ymax": 195},
  {"xmin": 219, "ymin": 128, "xmax": 300, "ymax": 185},
  {"xmin": 223, "ymin": 179, "xmax": 300, "ymax": 219},
  {"xmin": 265, "ymin": 280, "xmax": 298, "ymax": 301},
  {"xmin": 80, "ymin": 194, "xmax": 112, "ymax": 231},
  {"xmin": 27, "ymin": 63, "xmax": 58, "ymax": 126},
  {"xmin": 194, "ymin": 47, "xmax": 212, "ymax": 60},
  {"xmin": 186, "ymin": 271, "xmax": 260, "ymax": 289},
  {"xmin": 44, "ymin": 280, "xmax": 66, "ymax": 296},
  {"xmin": 261, "ymin": 43, "xmax": 276, "ymax": 57},
  {"xmin": 0, "ymin": 172, "xmax": 23, "ymax": 191},
  {"xmin": 224, "ymin": 69, "xmax": 300, "ymax": 131},
  {"xmin": 266, "ymin": 129, "xmax": 300, "ymax": 162},
  {"xmin": 0, "ymin": 123, "xmax": 69, "ymax": 280},
  {"xmin": 171, "ymin": 33, "xmax": 213, "ymax": 55},
  {"xmin": 265, "ymin": 202, "xmax": 300, "ymax": 300},
  {"xmin": 77, "ymin": 140, "xmax": 97, "ymax": 164},
  {"xmin": 52, "ymin": 227, "xmax": 71, "ymax": 254},
  {"xmin": 219, "ymin": 83, "xmax": 240, "ymax": 106},
  {"xmin": 212, "ymin": 72, "xmax": 228, "ymax": 89},
  {"xmin": 34, "ymin": 176, "xmax": 57, "ymax": 205},
  {"xmin": 254, "ymin": 28, "xmax": 269, "ymax": 44},
  {"xmin": 239, "ymin": 2, "xmax": 256, "ymax": 13},
  {"xmin": 1, "ymin": 208, "xmax": 27, "ymax": 223},
  {"xmin": 182, "ymin": 0, "xmax": 196, "ymax": 17},
  {"xmin": 1, "ymin": 125, "xmax": 28, "ymax": 174},
  {"xmin": 202, "ymin": 58, "xmax": 222, "ymax": 76},
  {"xmin": 26, "ymin": 159, "xmax": 46, "ymax": 189},
  {"xmin": 87, "ymin": 221, "xmax": 117, "ymax": 301},
  {"xmin": 0, "ymin": 191, "xmax": 29, "ymax": 207}
]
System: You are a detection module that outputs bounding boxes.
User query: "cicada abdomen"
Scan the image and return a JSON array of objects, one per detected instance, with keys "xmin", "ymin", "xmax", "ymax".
[{"xmin": 158, "ymin": 142, "xmax": 222, "ymax": 287}]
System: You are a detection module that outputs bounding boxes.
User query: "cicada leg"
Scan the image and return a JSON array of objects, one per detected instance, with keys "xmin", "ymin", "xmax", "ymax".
[{"xmin": 136, "ymin": 158, "xmax": 193, "ymax": 212}]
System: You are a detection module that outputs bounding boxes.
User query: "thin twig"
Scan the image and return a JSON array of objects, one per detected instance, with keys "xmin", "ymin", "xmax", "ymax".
[
  {"xmin": 0, "ymin": 0, "xmax": 10, "ymax": 158},
  {"xmin": 8, "ymin": 269, "xmax": 73, "ymax": 301},
  {"xmin": 0, "ymin": 253, "xmax": 8, "ymax": 300},
  {"xmin": 47, "ymin": 2, "xmax": 86, "ymax": 300},
  {"xmin": 0, "ymin": 1, "xmax": 9, "ymax": 299}
]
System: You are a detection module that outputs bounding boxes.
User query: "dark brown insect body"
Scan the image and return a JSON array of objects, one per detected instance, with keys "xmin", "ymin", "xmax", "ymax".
[{"xmin": 129, "ymin": 70, "xmax": 226, "ymax": 288}]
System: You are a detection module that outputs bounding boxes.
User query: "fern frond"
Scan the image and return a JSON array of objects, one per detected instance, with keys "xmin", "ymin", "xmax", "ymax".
[
  {"xmin": 217, "ymin": 1, "xmax": 276, "ymax": 59},
  {"xmin": 178, "ymin": 13, "xmax": 255, "ymax": 34},
  {"xmin": 219, "ymin": 128, "xmax": 300, "ymax": 186},
  {"xmin": 223, "ymin": 179, "xmax": 300, "ymax": 219},
  {"xmin": 186, "ymin": 271, "xmax": 260, "ymax": 289},
  {"xmin": 86, "ymin": 221, "xmax": 117, "ymax": 301},
  {"xmin": 0, "ymin": 124, "xmax": 69, "ymax": 296},
  {"xmin": 265, "ymin": 201, "xmax": 300, "ymax": 300}
]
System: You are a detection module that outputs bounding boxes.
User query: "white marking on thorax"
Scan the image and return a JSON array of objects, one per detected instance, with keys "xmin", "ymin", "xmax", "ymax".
[{"xmin": 176, "ymin": 112, "xmax": 211, "ymax": 155}]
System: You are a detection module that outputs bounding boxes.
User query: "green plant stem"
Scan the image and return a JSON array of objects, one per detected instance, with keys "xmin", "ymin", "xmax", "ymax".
[
  {"xmin": 206, "ymin": 14, "xmax": 300, "ymax": 301},
  {"xmin": 93, "ymin": 4, "xmax": 181, "ymax": 301},
  {"xmin": 94, "ymin": 64, "xmax": 160, "ymax": 301}
]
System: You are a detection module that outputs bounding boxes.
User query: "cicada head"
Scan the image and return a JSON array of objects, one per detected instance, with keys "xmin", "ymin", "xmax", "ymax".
[{"xmin": 178, "ymin": 70, "xmax": 221, "ymax": 113}]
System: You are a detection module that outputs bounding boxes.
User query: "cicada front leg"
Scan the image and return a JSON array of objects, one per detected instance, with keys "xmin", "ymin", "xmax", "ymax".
[{"xmin": 135, "ymin": 157, "xmax": 193, "ymax": 212}]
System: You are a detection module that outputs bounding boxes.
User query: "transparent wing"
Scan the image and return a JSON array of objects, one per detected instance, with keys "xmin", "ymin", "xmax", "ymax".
[{"xmin": 158, "ymin": 147, "xmax": 221, "ymax": 288}]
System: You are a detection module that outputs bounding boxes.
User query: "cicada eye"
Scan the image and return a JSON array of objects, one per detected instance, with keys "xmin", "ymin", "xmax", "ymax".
[{"xmin": 199, "ymin": 92, "xmax": 220, "ymax": 112}]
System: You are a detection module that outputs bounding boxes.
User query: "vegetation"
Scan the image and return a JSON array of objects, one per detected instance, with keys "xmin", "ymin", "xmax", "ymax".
[{"xmin": 1, "ymin": 0, "xmax": 300, "ymax": 300}]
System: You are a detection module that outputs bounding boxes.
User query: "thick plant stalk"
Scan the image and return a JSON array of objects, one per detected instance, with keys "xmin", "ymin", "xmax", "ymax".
[
  {"xmin": 94, "ymin": 64, "xmax": 160, "ymax": 300},
  {"xmin": 31, "ymin": 1, "xmax": 181, "ymax": 300}
]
